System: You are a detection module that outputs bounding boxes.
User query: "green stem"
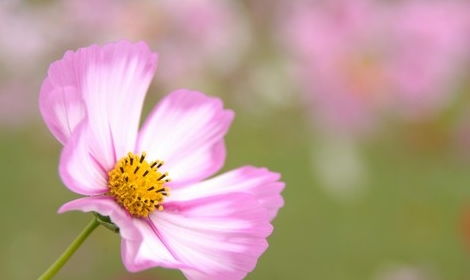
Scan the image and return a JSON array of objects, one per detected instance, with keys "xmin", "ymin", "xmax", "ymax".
[{"xmin": 38, "ymin": 217, "xmax": 100, "ymax": 280}]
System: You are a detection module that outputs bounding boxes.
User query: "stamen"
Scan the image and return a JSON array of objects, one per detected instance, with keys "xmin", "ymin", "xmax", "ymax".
[
  {"xmin": 157, "ymin": 173, "xmax": 167, "ymax": 181},
  {"xmin": 107, "ymin": 152, "xmax": 170, "ymax": 218},
  {"xmin": 139, "ymin": 153, "xmax": 146, "ymax": 163}
]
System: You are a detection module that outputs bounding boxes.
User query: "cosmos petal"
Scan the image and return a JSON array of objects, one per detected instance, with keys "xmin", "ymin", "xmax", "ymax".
[
  {"xmin": 39, "ymin": 41, "xmax": 158, "ymax": 168},
  {"xmin": 122, "ymin": 218, "xmax": 195, "ymax": 272},
  {"xmin": 39, "ymin": 82, "xmax": 85, "ymax": 145},
  {"xmin": 169, "ymin": 166, "xmax": 285, "ymax": 221},
  {"xmin": 59, "ymin": 122, "xmax": 108, "ymax": 195},
  {"xmin": 59, "ymin": 196, "xmax": 191, "ymax": 272},
  {"xmin": 137, "ymin": 89, "xmax": 234, "ymax": 186},
  {"xmin": 58, "ymin": 196, "xmax": 139, "ymax": 241},
  {"xmin": 151, "ymin": 193, "xmax": 273, "ymax": 280}
]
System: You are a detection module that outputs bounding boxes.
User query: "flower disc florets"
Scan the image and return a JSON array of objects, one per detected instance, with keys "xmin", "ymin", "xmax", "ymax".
[{"xmin": 108, "ymin": 152, "xmax": 170, "ymax": 217}]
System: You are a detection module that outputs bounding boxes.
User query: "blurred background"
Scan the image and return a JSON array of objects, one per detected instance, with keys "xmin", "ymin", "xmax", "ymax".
[{"xmin": 2, "ymin": 0, "xmax": 470, "ymax": 279}]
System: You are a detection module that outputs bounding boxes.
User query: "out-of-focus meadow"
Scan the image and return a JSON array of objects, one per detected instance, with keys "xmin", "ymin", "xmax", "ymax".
[{"xmin": 2, "ymin": 0, "xmax": 470, "ymax": 279}]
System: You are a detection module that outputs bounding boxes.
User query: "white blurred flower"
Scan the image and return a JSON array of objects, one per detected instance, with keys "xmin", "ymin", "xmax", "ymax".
[
  {"xmin": 375, "ymin": 264, "xmax": 435, "ymax": 280},
  {"xmin": 312, "ymin": 138, "xmax": 367, "ymax": 201}
]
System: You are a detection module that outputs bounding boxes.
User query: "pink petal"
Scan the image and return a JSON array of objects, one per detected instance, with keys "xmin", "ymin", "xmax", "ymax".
[
  {"xmin": 137, "ymin": 90, "xmax": 234, "ymax": 186},
  {"xmin": 59, "ymin": 196, "xmax": 190, "ymax": 272},
  {"xmin": 39, "ymin": 41, "xmax": 157, "ymax": 167},
  {"xmin": 151, "ymin": 193, "xmax": 273, "ymax": 279},
  {"xmin": 39, "ymin": 82, "xmax": 85, "ymax": 145},
  {"xmin": 58, "ymin": 196, "xmax": 139, "ymax": 241},
  {"xmin": 169, "ymin": 166, "xmax": 285, "ymax": 221},
  {"xmin": 59, "ymin": 123, "xmax": 108, "ymax": 195},
  {"xmin": 122, "ymin": 218, "xmax": 194, "ymax": 272}
]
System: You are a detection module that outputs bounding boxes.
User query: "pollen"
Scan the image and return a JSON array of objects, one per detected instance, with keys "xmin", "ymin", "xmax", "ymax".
[{"xmin": 107, "ymin": 152, "xmax": 170, "ymax": 218}]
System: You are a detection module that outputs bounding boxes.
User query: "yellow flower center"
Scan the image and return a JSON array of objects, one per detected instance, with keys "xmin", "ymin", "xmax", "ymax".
[{"xmin": 107, "ymin": 152, "xmax": 170, "ymax": 218}]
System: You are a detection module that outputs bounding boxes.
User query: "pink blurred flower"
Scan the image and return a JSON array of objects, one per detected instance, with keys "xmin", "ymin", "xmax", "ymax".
[
  {"xmin": 0, "ymin": 1, "xmax": 51, "ymax": 72},
  {"xmin": 58, "ymin": 0, "xmax": 251, "ymax": 85},
  {"xmin": 113, "ymin": 0, "xmax": 251, "ymax": 85},
  {"xmin": 0, "ymin": 81, "xmax": 37, "ymax": 127},
  {"xmin": 0, "ymin": 1, "xmax": 57, "ymax": 127},
  {"xmin": 385, "ymin": 0, "xmax": 470, "ymax": 117},
  {"xmin": 60, "ymin": 0, "xmax": 122, "ymax": 40},
  {"xmin": 282, "ymin": 0, "xmax": 470, "ymax": 135},
  {"xmin": 39, "ymin": 41, "xmax": 284, "ymax": 279}
]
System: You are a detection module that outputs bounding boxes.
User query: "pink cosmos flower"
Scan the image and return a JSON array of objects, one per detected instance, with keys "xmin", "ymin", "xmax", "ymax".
[
  {"xmin": 39, "ymin": 41, "xmax": 284, "ymax": 279},
  {"xmin": 282, "ymin": 0, "xmax": 470, "ymax": 135}
]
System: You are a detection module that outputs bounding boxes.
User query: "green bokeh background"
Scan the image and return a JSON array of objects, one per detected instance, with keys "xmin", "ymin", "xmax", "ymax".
[{"xmin": 2, "ymin": 0, "xmax": 470, "ymax": 279}]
